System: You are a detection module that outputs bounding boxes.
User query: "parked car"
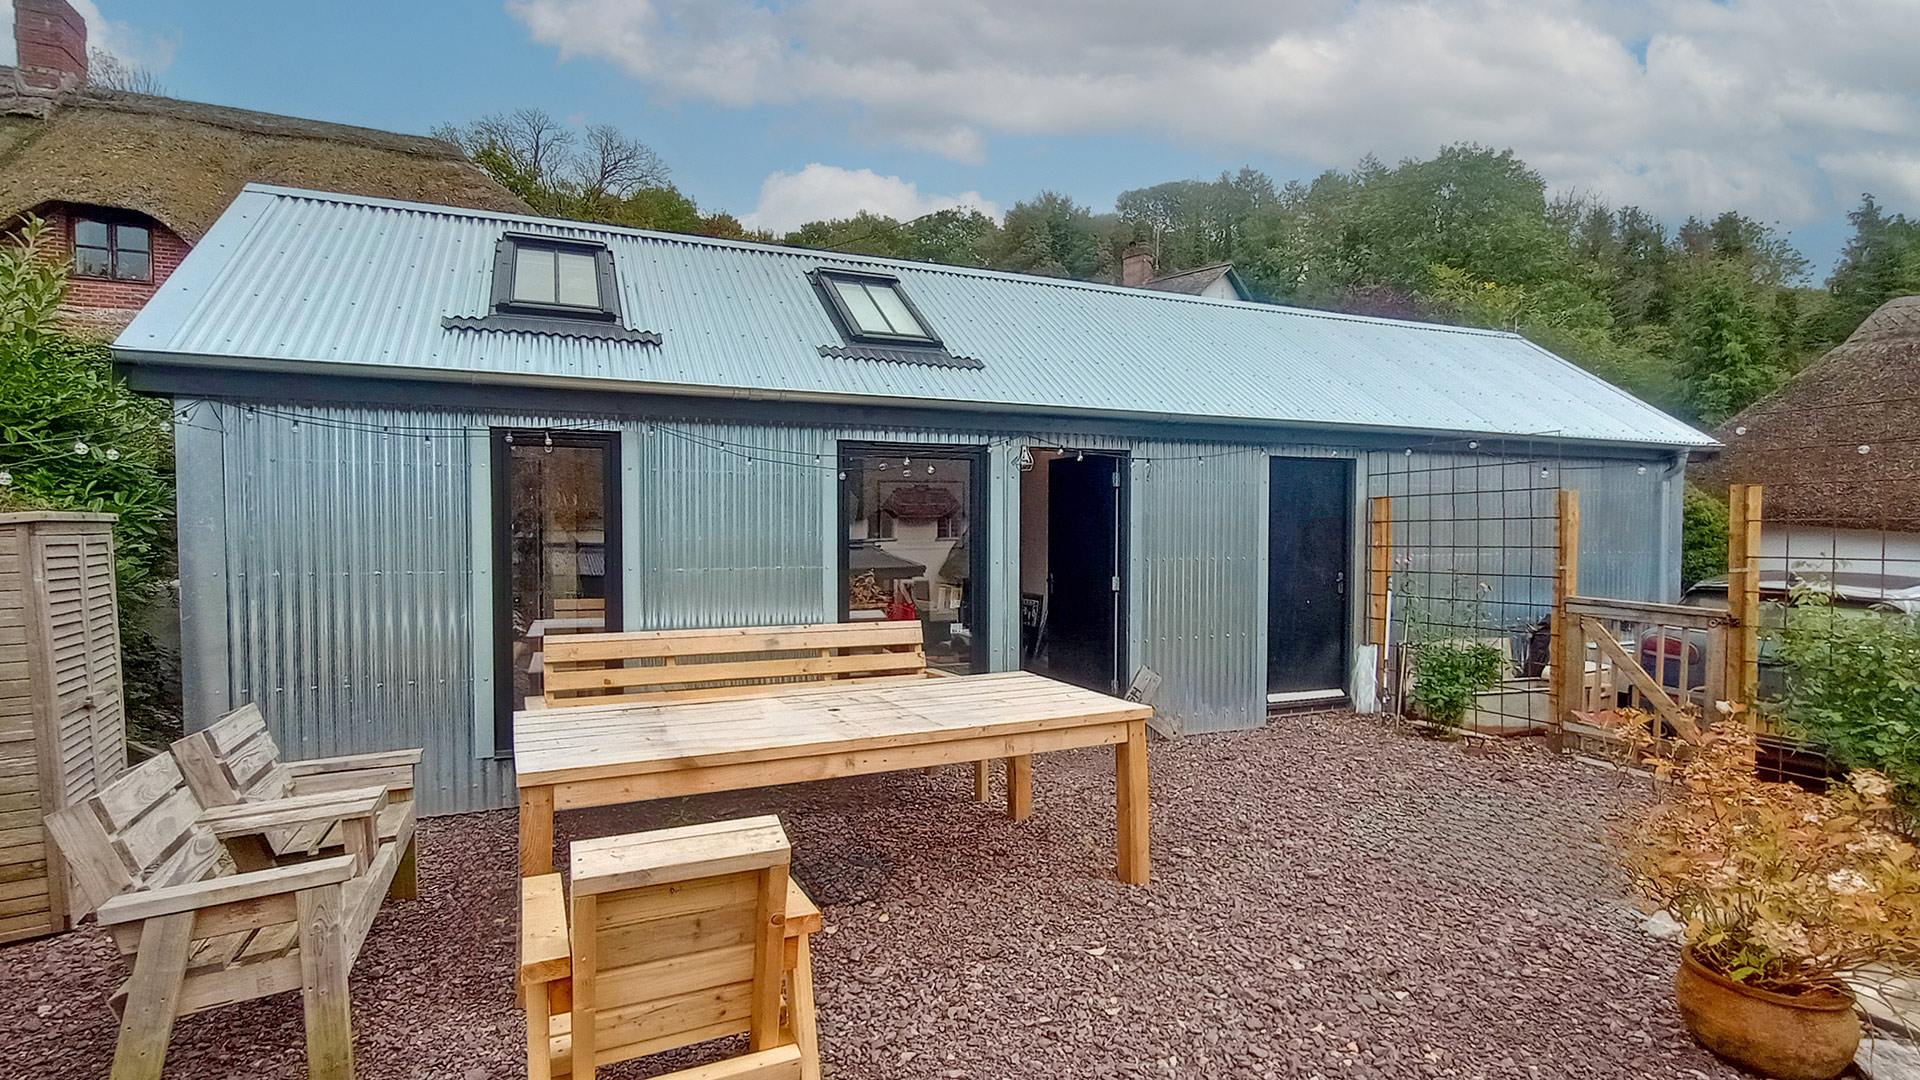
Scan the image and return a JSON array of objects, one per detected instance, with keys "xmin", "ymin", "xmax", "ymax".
[{"xmin": 1634, "ymin": 571, "xmax": 1920, "ymax": 704}]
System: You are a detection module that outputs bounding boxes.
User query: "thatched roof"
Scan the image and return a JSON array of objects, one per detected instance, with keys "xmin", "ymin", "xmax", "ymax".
[
  {"xmin": 1695, "ymin": 296, "xmax": 1920, "ymax": 531},
  {"xmin": 0, "ymin": 73, "xmax": 528, "ymax": 241}
]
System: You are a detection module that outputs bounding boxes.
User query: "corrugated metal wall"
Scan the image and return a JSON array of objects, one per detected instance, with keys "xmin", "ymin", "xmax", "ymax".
[
  {"xmin": 175, "ymin": 400, "xmax": 1684, "ymax": 814},
  {"xmin": 186, "ymin": 402, "xmax": 517, "ymax": 814},
  {"xmin": 1129, "ymin": 443, "xmax": 1273, "ymax": 734}
]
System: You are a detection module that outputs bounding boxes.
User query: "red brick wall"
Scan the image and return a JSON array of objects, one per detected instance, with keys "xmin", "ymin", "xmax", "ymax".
[{"xmin": 34, "ymin": 204, "xmax": 191, "ymax": 338}]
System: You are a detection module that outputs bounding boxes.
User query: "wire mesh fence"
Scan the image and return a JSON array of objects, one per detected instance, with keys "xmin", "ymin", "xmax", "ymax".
[
  {"xmin": 1366, "ymin": 440, "xmax": 1566, "ymax": 735},
  {"xmin": 1705, "ymin": 383, "xmax": 1920, "ymax": 793}
]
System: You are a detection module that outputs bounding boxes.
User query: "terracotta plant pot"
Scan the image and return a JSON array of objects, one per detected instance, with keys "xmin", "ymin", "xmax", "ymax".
[{"xmin": 1674, "ymin": 946, "xmax": 1860, "ymax": 1080}]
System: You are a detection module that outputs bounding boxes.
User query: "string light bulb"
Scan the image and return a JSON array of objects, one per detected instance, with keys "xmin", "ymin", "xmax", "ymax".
[
  {"xmin": 1540, "ymin": 466, "xmax": 1550, "ymax": 478},
  {"xmin": 926, "ymin": 464, "xmax": 934, "ymax": 475},
  {"xmin": 544, "ymin": 431, "xmax": 554, "ymax": 454},
  {"xmin": 1636, "ymin": 465, "xmax": 1646, "ymax": 475},
  {"xmin": 504, "ymin": 432, "xmax": 514, "ymax": 444},
  {"xmin": 105, "ymin": 449, "xmax": 120, "ymax": 461},
  {"xmin": 157, "ymin": 420, "xmax": 171, "ymax": 434},
  {"xmin": 72, "ymin": 441, "xmax": 87, "ymax": 455},
  {"xmin": 0, "ymin": 470, "xmax": 10, "ymax": 487}
]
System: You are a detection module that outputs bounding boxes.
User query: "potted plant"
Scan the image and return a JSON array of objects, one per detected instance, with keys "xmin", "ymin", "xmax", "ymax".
[{"xmin": 1617, "ymin": 715, "xmax": 1920, "ymax": 1080}]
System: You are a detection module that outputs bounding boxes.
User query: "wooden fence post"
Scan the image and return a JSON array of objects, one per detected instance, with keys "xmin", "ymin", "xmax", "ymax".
[
  {"xmin": 1370, "ymin": 494, "xmax": 1392, "ymax": 655},
  {"xmin": 1726, "ymin": 483, "xmax": 1763, "ymax": 712},
  {"xmin": 1549, "ymin": 490, "xmax": 1582, "ymax": 736}
]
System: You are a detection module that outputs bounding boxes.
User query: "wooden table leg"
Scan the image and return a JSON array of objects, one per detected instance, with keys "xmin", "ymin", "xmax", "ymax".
[
  {"xmin": 520, "ymin": 785, "xmax": 555, "ymax": 877},
  {"xmin": 1006, "ymin": 756, "xmax": 1032, "ymax": 821},
  {"xmin": 973, "ymin": 760, "xmax": 992, "ymax": 803},
  {"xmin": 1117, "ymin": 720, "xmax": 1149, "ymax": 884}
]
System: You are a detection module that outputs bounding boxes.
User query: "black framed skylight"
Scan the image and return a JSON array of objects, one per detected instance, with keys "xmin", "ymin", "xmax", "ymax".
[
  {"xmin": 809, "ymin": 268, "xmax": 979, "ymax": 368},
  {"xmin": 443, "ymin": 232, "xmax": 660, "ymax": 343},
  {"xmin": 493, "ymin": 233, "xmax": 620, "ymax": 320},
  {"xmin": 813, "ymin": 269, "xmax": 940, "ymax": 346}
]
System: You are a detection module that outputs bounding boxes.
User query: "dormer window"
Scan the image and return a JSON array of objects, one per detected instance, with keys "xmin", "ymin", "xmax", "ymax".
[
  {"xmin": 813, "ymin": 270, "xmax": 940, "ymax": 347},
  {"xmin": 492, "ymin": 234, "xmax": 619, "ymax": 321}
]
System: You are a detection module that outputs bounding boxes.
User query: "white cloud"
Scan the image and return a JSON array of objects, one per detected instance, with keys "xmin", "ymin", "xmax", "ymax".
[
  {"xmin": 507, "ymin": 0, "xmax": 1920, "ymax": 229},
  {"xmin": 0, "ymin": 1, "xmax": 178, "ymax": 75},
  {"xmin": 740, "ymin": 163, "xmax": 1001, "ymax": 233}
]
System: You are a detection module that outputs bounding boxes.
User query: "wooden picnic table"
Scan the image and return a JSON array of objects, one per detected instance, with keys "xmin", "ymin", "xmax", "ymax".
[{"xmin": 513, "ymin": 670, "xmax": 1154, "ymax": 884}]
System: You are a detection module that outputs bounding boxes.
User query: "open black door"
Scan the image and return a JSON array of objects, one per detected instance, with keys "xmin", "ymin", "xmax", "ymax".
[
  {"xmin": 1268, "ymin": 457, "xmax": 1352, "ymax": 699},
  {"xmin": 1046, "ymin": 454, "xmax": 1124, "ymax": 693}
]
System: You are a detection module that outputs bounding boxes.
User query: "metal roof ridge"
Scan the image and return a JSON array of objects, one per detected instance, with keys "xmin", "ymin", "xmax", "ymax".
[{"xmin": 234, "ymin": 182, "xmax": 1528, "ymax": 341}]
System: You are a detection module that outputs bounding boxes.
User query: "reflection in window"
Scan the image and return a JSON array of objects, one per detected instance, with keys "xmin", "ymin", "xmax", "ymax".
[
  {"xmin": 496, "ymin": 431, "xmax": 619, "ymax": 734},
  {"xmin": 841, "ymin": 446, "xmax": 981, "ymax": 673},
  {"xmin": 73, "ymin": 218, "xmax": 151, "ymax": 281}
]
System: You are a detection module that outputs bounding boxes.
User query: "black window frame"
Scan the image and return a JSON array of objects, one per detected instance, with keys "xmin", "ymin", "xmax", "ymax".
[
  {"xmin": 837, "ymin": 441, "xmax": 989, "ymax": 674},
  {"xmin": 492, "ymin": 233, "xmax": 622, "ymax": 322},
  {"xmin": 811, "ymin": 269, "xmax": 943, "ymax": 348},
  {"xmin": 490, "ymin": 427, "xmax": 623, "ymax": 755},
  {"xmin": 72, "ymin": 215, "xmax": 152, "ymax": 282}
]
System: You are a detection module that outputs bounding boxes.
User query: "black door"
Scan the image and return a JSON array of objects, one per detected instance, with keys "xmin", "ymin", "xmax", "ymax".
[
  {"xmin": 1047, "ymin": 454, "xmax": 1124, "ymax": 693},
  {"xmin": 1268, "ymin": 457, "xmax": 1351, "ymax": 695}
]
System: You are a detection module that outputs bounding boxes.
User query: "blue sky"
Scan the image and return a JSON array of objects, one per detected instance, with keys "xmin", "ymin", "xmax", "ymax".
[{"xmin": 27, "ymin": 1, "xmax": 1920, "ymax": 279}]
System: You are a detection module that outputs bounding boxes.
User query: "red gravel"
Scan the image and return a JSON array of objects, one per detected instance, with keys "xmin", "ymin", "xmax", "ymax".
[{"xmin": 1, "ymin": 711, "xmax": 1740, "ymax": 1080}]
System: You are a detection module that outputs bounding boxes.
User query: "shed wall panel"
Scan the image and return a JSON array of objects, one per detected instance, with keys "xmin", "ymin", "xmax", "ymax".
[{"xmin": 174, "ymin": 401, "xmax": 1687, "ymax": 814}]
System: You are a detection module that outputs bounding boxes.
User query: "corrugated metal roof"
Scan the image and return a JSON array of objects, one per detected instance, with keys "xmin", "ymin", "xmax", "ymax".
[{"xmin": 118, "ymin": 184, "xmax": 1715, "ymax": 449}]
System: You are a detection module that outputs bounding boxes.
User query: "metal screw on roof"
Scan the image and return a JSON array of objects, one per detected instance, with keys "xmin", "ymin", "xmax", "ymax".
[{"xmin": 1859, "ymin": 445, "xmax": 1872, "ymax": 454}]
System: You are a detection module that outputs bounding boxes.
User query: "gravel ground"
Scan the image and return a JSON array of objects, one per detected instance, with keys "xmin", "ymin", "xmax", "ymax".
[{"xmin": 0, "ymin": 711, "xmax": 1745, "ymax": 1080}]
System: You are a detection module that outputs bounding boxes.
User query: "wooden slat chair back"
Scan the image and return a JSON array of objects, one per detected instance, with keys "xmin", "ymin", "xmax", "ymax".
[
  {"xmin": 50, "ymin": 754, "xmax": 223, "ymax": 923},
  {"xmin": 542, "ymin": 621, "xmax": 936, "ymax": 710},
  {"xmin": 521, "ymin": 816, "xmax": 821, "ymax": 1080},
  {"xmin": 171, "ymin": 703, "xmax": 421, "ymax": 896},
  {"xmin": 43, "ymin": 752, "xmax": 404, "ymax": 1080}
]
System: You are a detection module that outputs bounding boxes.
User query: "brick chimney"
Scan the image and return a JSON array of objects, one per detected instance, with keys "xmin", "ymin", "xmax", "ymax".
[
  {"xmin": 14, "ymin": 0, "xmax": 88, "ymax": 94},
  {"xmin": 1120, "ymin": 244, "xmax": 1155, "ymax": 288}
]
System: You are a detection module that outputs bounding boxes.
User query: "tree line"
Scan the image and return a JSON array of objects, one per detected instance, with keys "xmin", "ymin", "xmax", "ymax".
[{"xmin": 441, "ymin": 112, "xmax": 1920, "ymax": 428}]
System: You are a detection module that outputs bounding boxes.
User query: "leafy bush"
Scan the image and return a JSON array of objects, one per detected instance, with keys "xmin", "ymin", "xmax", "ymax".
[
  {"xmin": 1772, "ymin": 591, "xmax": 1920, "ymax": 800},
  {"xmin": 1621, "ymin": 717, "xmax": 1920, "ymax": 992},
  {"xmin": 1681, "ymin": 484, "xmax": 1728, "ymax": 590},
  {"xmin": 0, "ymin": 217, "xmax": 177, "ymax": 741},
  {"xmin": 1409, "ymin": 641, "xmax": 1505, "ymax": 728}
]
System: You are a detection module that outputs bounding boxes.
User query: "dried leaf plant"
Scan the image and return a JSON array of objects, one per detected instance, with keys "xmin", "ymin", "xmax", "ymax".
[{"xmin": 1616, "ymin": 713, "xmax": 1920, "ymax": 994}]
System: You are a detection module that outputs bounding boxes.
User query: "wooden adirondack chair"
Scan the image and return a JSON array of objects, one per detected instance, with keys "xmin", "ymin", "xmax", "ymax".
[
  {"xmin": 170, "ymin": 704, "xmax": 421, "ymax": 898},
  {"xmin": 519, "ymin": 816, "xmax": 822, "ymax": 1080},
  {"xmin": 43, "ymin": 753, "xmax": 409, "ymax": 1080}
]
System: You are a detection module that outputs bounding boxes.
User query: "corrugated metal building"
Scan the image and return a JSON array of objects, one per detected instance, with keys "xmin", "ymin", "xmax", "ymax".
[{"xmin": 118, "ymin": 185, "xmax": 1715, "ymax": 815}]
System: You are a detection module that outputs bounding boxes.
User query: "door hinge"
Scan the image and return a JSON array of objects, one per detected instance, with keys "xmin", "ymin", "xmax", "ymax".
[{"xmin": 1111, "ymin": 470, "xmax": 1121, "ymax": 488}]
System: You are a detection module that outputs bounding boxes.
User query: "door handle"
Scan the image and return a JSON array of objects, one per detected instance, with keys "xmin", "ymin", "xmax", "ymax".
[{"xmin": 1336, "ymin": 570, "xmax": 1346, "ymax": 597}]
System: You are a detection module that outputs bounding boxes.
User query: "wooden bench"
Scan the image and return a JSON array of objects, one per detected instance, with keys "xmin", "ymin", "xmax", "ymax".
[
  {"xmin": 540, "ymin": 621, "xmax": 944, "ymax": 711},
  {"xmin": 43, "ymin": 754, "xmax": 410, "ymax": 1080},
  {"xmin": 519, "ymin": 816, "xmax": 821, "ymax": 1080},
  {"xmin": 170, "ymin": 704, "xmax": 421, "ymax": 899}
]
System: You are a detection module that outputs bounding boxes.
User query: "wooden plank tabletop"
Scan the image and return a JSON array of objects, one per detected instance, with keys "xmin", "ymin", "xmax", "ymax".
[{"xmin": 512, "ymin": 670, "xmax": 1150, "ymax": 789}]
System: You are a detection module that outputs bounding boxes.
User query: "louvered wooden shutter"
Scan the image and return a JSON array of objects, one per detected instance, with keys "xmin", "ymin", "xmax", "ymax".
[{"xmin": 0, "ymin": 513, "xmax": 127, "ymax": 942}]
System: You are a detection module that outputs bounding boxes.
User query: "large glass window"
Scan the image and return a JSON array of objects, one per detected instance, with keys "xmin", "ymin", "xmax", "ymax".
[
  {"xmin": 840, "ymin": 443, "xmax": 986, "ymax": 673},
  {"xmin": 493, "ymin": 429, "xmax": 621, "ymax": 747}
]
